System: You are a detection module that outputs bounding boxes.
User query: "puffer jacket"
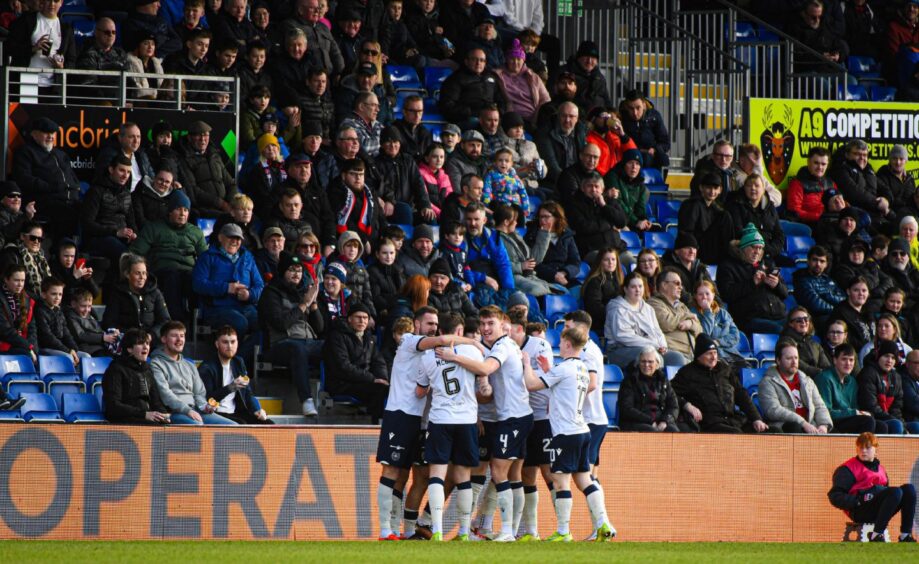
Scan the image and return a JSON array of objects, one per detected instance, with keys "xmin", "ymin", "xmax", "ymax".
[
  {"xmin": 376, "ymin": 151, "xmax": 431, "ymax": 211},
  {"xmin": 428, "ymin": 283, "xmax": 478, "ymax": 319},
  {"xmin": 65, "ymin": 308, "xmax": 106, "ymax": 356},
  {"xmin": 525, "ymin": 227, "xmax": 581, "ymax": 284},
  {"xmin": 619, "ymin": 103, "xmax": 670, "ymax": 156},
  {"xmin": 831, "ymin": 243, "xmax": 892, "ymax": 303},
  {"xmin": 322, "ymin": 319, "xmax": 388, "ymax": 390},
  {"xmin": 617, "ymin": 363, "xmax": 680, "ymax": 429},
  {"xmin": 177, "ymin": 139, "xmax": 238, "ymax": 218},
  {"xmin": 130, "ymin": 219, "xmax": 208, "ymax": 273},
  {"xmin": 0, "ymin": 207, "xmax": 28, "ymax": 247},
  {"xmin": 829, "ymin": 154, "xmax": 893, "ymax": 220},
  {"xmin": 759, "ymin": 365, "xmax": 833, "ymax": 430},
  {"xmin": 101, "ymin": 276, "xmax": 171, "ymax": 335},
  {"xmin": 561, "ymin": 56, "xmax": 612, "ymax": 114},
  {"xmin": 191, "ymin": 246, "xmax": 264, "ymax": 311},
  {"xmin": 858, "ymin": 361, "xmax": 904, "ymax": 421},
  {"xmin": 368, "ymin": 262, "xmax": 405, "ymax": 318},
  {"xmin": 133, "ymin": 184, "xmax": 175, "ymax": 228},
  {"xmin": 589, "ymin": 129, "xmax": 637, "ymax": 177},
  {"xmin": 12, "ymin": 138, "xmax": 81, "ymax": 209},
  {"xmin": 793, "ymin": 269, "xmax": 845, "ymax": 316},
  {"xmin": 717, "ymin": 245, "xmax": 788, "ymax": 324},
  {"xmin": 438, "ymin": 66, "xmax": 508, "ymax": 124},
  {"xmin": 671, "ymin": 359, "xmax": 762, "ymax": 431},
  {"xmin": 418, "ymin": 163, "xmax": 453, "ymax": 216},
  {"xmin": 35, "ymin": 300, "xmax": 79, "ymax": 354},
  {"xmin": 786, "ymin": 166, "xmax": 834, "ymax": 224},
  {"xmin": 81, "ymin": 176, "xmax": 137, "ymax": 238},
  {"xmin": 300, "ymin": 89, "xmax": 336, "ymax": 141}
]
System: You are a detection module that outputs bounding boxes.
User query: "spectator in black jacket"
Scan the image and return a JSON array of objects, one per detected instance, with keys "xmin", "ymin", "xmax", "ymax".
[
  {"xmin": 660, "ymin": 233, "xmax": 713, "ymax": 304},
  {"xmin": 66, "ymin": 288, "xmax": 113, "ymax": 357},
  {"xmin": 368, "ymin": 238, "xmax": 405, "ymax": 320},
  {"xmin": 881, "ymin": 237, "xmax": 919, "ymax": 302},
  {"xmin": 300, "ymin": 70, "xmax": 335, "ymax": 142},
  {"xmin": 556, "ymin": 142, "xmax": 601, "ymax": 199},
  {"xmin": 582, "ymin": 247, "xmax": 623, "ymax": 335},
  {"xmin": 877, "ymin": 145, "xmax": 916, "ymax": 218},
  {"xmin": 11, "ymin": 118, "xmax": 81, "ymax": 238},
  {"xmin": 199, "ymin": 326, "xmax": 272, "ymax": 423},
  {"xmin": 376, "ymin": 126, "xmax": 434, "ymax": 224},
  {"xmin": 536, "ymin": 101, "xmax": 588, "ymax": 188},
  {"xmin": 438, "ymin": 47, "xmax": 508, "ymax": 128},
  {"xmin": 439, "ymin": 0, "xmax": 489, "ymax": 47},
  {"xmin": 0, "ymin": 181, "xmax": 35, "ymax": 248},
  {"xmin": 82, "ymin": 156, "xmax": 139, "ymax": 274},
  {"xmin": 74, "ymin": 17, "xmax": 129, "ymax": 104},
  {"xmin": 51, "ymin": 239, "xmax": 100, "ymax": 303},
  {"xmin": 238, "ymin": 41, "xmax": 273, "ymax": 101},
  {"xmin": 427, "ymin": 257, "xmax": 477, "ymax": 318},
  {"xmin": 36, "ymin": 277, "xmax": 86, "ymax": 365},
  {"xmin": 322, "ymin": 303, "xmax": 389, "ymax": 420},
  {"xmin": 102, "ymin": 329, "xmax": 171, "ymax": 424},
  {"xmin": 566, "ymin": 172, "xmax": 628, "ymax": 263},
  {"xmin": 726, "ymin": 173, "xmax": 786, "ymax": 261},
  {"xmin": 125, "ymin": 0, "xmax": 183, "ymax": 59},
  {"xmin": 829, "ymin": 140, "xmax": 895, "ymax": 234},
  {"xmin": 617, "ymin": 348, "xmax": 681, "ymax": 432},
  {"xmin": 717, "ymin": 224, "xmax": 788, "ymax": 335},
  {"xmin": 678, "ymin": 171, "xmax": 733, "ymax": 265},
  {"xmin": 328, "ymin": 158, "xmax": 384, "ymax": 249},
  {"xmin": 177, "ymin": 121, "xmax": 238, "ymax": 218},
  {"xmin": 392, "ymin": 95, "xmax": 433, "ymax": 161},
  {"xmin": 559, "ymin": 40, "xmax": 612, "ymax": 115},
  {"xmin": 828, "ymin": 275, "xmax": 874, "ymax": 353},
  {"xmin": 281, "ymin": 153, "xmax": 336, "ymax": 253},
  {"xmin": 268, "ymin": 26, "xmax": 322, "ymax": 110},
  {"xmin": 134, "ymin": 169, "xmax": 178, "ymax": 229},
  {"xmin": 689, "ymin": 141, "xmax": 740, "ymax": 200},
  {"xmin": 786, "ymin": 0, "xmax": 848, "ymax": 74},
  {"xmin": 858, "ymin": 340, "xmax": 910, "ymax": 434},
  {"xmin": 619, "ymin": 89, "xmax": 671, "ymax": 170},
  {"xmin": 102, "ymin": 254, "xmax": 171, "ymax": 338},
  {"xmin": 831, "ymin": 238, "xmax": 892, "ymax": 309},
  {"xmin": 210, "ymin": 0, "xmax": 258, "ymax": 47},
  {"xmin": 95, "ymin": 122, "xmax": 155, "ymax": 191}
]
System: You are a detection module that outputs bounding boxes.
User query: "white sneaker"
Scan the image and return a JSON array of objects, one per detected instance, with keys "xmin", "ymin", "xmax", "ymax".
[
  {"xmin": 491, "ymin": 532, "xmax": 516, "ymax": 542},
  {"xmin": 302, "ymin": 398, "xmax": 318, "ymax": 416}
]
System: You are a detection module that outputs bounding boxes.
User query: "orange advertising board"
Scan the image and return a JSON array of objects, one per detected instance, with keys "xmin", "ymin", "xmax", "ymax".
[{"xmin": 0, "ymin": 425, "xmax": 915, "ymax": 541}]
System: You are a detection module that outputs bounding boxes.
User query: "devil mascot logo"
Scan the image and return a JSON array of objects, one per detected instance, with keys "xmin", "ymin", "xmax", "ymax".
[{"xmin": 760, "ymin": 103, "xmax": 795, "ymax": 186}]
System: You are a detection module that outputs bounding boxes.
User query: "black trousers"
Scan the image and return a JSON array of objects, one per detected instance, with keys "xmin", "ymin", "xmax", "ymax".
[
  {"xmin": 851, "ymin": 484, "xmax": 917, "ymax": 535},
  {"xmin": 832, "ymin": 415, "xmax": 878, "ymax": 434}
]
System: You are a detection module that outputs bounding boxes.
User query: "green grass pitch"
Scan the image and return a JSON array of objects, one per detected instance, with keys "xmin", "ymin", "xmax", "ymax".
[{"xmin": 0, "ymin": 541, "xmax": 914, "ymax": 563}]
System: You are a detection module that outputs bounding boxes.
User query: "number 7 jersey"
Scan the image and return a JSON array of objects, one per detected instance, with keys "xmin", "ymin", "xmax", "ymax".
[{"xmin": 418, "ymin": 344, "xmax": 484, "ymax": 425}]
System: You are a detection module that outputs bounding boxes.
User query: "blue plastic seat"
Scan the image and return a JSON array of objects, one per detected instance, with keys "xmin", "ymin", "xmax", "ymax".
[
  {"xmin": 602, "ymin": 390, "xmax": 619, "ymax": 428},
  {"xmin": 62, "ymin": 393, "xmax": 105, "ymax": 423},
  {"xmin": 197, "ymin": 218, "xmax": 216, "ymax": 238},
  {"xmin": 80, "ymin": 356, "xmax": 112, "ymax": 390},
  {"xmin": 656, "ymin": 200, "xmax": 681, "ymax": 229},
  {"xmin": 319, "ymin": 362, "xmax": 363, "ymax": 407},
  {"xmin": 19, "ymin": 393, "xmax": 64, "ymax": 422},
  {"xmin": 603, "ymin": 364, "xmax": 623, "ymax": 388},
  {"xmin": 752, "ymin": 333, "xmax": 780, "ymax": 365},
  {"xmin": 576, "ymin": 261, "xmax": 590, "ymax": 283},
  {"xmin": 779, "ymin": 220, "xmax": 812, "ymax": 238},
  {"xmin": 395, "ymin": 223, "xmax": 414, "ymax": 239},
  {"xmin": 528, "ymin": 195, "xmax": 542, "ymax": 214},
  {"xmin": 733, "ymin": 21, "xmax": 757, "ymax": 42},
  {"xmin": 847, "ymin": 56, "xmax": 881, "ymax": 80},
  {"xmin": 741, "ymin": 367, "xmax": 767, "ymax": 391},
  {"xmin": 870, "ymin": 86, "xmax": 896, "ymax": 102},
  {"xmin": 0, "ymin": 354, "xmax": 41, "ymax": 395},
  {"xmin": 545, "ymin": 294, "xmax": 579, "ymax": 327},
  {"xmin": 841, "ymin": 84, "xmax": 869, "ymax": 101},
  {"xmin": 665, "ymin": 365, "xmax": 680, "ymax": 380},
  {"xmin": 707, "ymin": 264, "xmax": 717, "ymax": 281},
  {"xmin": 39, "ymin": 355, "xmax": 79, "ymax": 379},
  {"xmin": 386, "ymin": 65, "xmax": 424, "ymax": 92},
  {"xmin": 544, "ymin": 328, "xmax": 561, "ymax": 351},
  {"xmin": 641, "ymin": 168, "xmax": 668, "ymax": 193},
  {"xmin": 785, "ymin": 236, "xmax": 815, "ymax": 262},
  {"xmin": 72, "ymin": 19, "xmax": 95, "ymax": 47},
  {"xmin": 644, "ymin": 231, "xmax": 675, "ymax": 251},
  {"xmin": 736, "ymin": 332, "xmax": 757, "ymax": 366},
  {"xmin": 45, "ymin": 375, "xmax": 85, "ymax": 409},
  {"xmin": 423, "ymin": 66, "xmax": 453, "ymax": 98},
  {"xmin": 620, "ymin": 231, "xmax": 641, "ymax": 253}
]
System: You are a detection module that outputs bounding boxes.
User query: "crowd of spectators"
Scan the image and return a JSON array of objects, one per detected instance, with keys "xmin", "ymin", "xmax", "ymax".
[{"xmin": 0, "ymin": 0, "xmax": 917, "ymax": 434}]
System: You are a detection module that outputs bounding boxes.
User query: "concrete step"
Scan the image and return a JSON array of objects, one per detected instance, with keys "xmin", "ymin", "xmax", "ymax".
[{"xmin": 617, "ymin": 51, "xmax": 672, "ymax": 69}]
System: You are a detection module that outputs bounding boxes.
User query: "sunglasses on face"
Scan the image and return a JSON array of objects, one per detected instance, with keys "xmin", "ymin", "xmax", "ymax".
[{"xmin": 28, "ymin": 235, "xmax": 43, "ymax": 243}]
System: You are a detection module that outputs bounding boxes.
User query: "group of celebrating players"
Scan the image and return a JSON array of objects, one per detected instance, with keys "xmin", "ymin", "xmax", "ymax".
[{"xmin": 374, "ymin": 306, "xmax": 615, "ymax": 542}]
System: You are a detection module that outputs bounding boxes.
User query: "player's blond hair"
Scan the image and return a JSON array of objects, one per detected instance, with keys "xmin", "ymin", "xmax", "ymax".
[{"xmin": 561, "ymin": 326, "xmax": 588, "ymax": 350}]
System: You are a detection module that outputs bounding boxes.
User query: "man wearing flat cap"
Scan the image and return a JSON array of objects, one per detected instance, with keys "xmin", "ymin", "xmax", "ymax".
[
  {"xmin": 177, "ymin": 120, "xmax": 239, "ymax": 218},
  {"xmin": 445, "ymin": 130, "xmax": 488, "ymax": 191},
  {"xmin": 11, "ymin": 117, "xmax": 81, "ymax": 238}
]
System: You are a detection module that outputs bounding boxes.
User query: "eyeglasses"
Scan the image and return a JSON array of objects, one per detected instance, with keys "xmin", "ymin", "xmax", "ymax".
[
  {"xmin": 404, "ymin": 108, "xmax": 423, "ymax": 113},
  {"xmin": 27, "ymin": 235, "xmax": 43, "ymax": 243},
  {"xmin": 890, "ymin": 251, "xmax": 908, "ymax": 257},
  {"xmin": 468, "ymin": 57, "xmax": 487, "ymax": 62},
  {"xmin": 299, "ymin": 243, "xmax": 317, "ymax": 249},
  {"xmin": 5, "ymin": 194, "xmax": 21, "ymax": 199},
  {"xmin": 790, "ymin": 316, "xmax": 810, "ymax": 323}
]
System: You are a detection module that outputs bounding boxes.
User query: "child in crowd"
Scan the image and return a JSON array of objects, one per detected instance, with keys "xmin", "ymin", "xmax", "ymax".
[
  {"xmin": 36, "ymin": 278, "xmax": 88, "ymax": 364},
  {"xmin": 518, "ymin": 29, "xmax": 548, "ymax": 82},
  {"xmin": 238, "ymin": 41, "xmax": 272, "ymax": 101},
  {"xmin": 872, "ymin": 234, "xmax": 890, "ymax": 264},
  {"xmin": 382, "ymin": 316, "xmax": 413, "ymax": 373},
  {"xmin": 381, "ymin": 225, "xmax": 407, "ymax": 252},
  {"xmin": 368, "ymin": 238, "xmax": 406, "ymax": 322},
  {"xmin": 440, "ymin": 124, "xmax": 460, "ymax": 154},
  {"xmin": 500, "ymin": 112, "xmax": 546, "ymax": 188},
  {"xmin": 318, "ymin": 262, "xmax": 351, "ymax": 331},
  {"xmin": 418, "ymin": 143, "xmax": 453, "ymax": 220},
  {"xmin": 438, "ymin": 221, "xmax": 471, "ymax": 292},
  {"xmin": 66, "ymin": 289, "xmax": 118, "ymax": 357},
  {"xmin": 174, "ymin": 0, "xmax": 207, "ymax": 43},
  {"xmin": 483, "ymin": 147, "xmax": 530, "ymax": 218},
  {"xmin": 206, "ymin": 38, "xmax": 238, "ymax": 77},
  {"xmin": 335, "ymin": 231, "xmax": 376, "ymax": 319}
]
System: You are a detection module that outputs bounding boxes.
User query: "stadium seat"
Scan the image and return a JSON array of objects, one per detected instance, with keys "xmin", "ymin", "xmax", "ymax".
[
  {"xmin": 62, "ymin": 393, "xmax": 105, "ymax": 423},
  {"xmin": 870, "ymin": 86, "xmax": 896, "ymax": 102},
  {"xmin": 847, "ymin": 56, "xmax": 881, "ymax": 80},
  {"xmin": 72, "ymin": 19, "xmax": 95, "ymax": 47},
  {"xmin": 45, "ymin": 375, "xmax": 85, "ymax": 410},
  {"xmin": 423, "ymin": 66, "xmax": 453, "ymax": 99},
  {"xmin": 39, "ymin": 355, "xmax": 78, "ymax": 379},
  {"xmin": 665, "ymin": 365, "xmax": 679, "ymax": 380},
  {"xmin": 752, "ymin": 333, "xmax": 779, "ymax": 365},
  {"xmin": 620, "ymin": 231, "xmax": 641, "ymax": 254},
  {"xmin": 528, "ymin": 195, "xmax": 542, "ymax": 213},
  {"xmin": 80, "ymin": 357, "xmax": 112, "ymax": 391},
  {"xmin": 391, "ymin": 90, "xmax": 415, "ymax": 120},
  {"xmin": 19, "ymin": 393, "xmax": 64, "ymax": 422},
  {"xmin": 395, "ymin": 223, "xmax": 413, "ymax": 239},
  {"xmin": 576, "ymin": 261, "xmax": 590, "ymax": 283},
  {"xmin": 544, "ymin": 328, "xmax": 561, "ymax": 351},
  {"xmin": 385, "ymin": 65, "xmax": 424, "ymax": 93},
  {"xmin": 0, "ymin": 354, "xmax": 41, "ymax": 396},
  {"xmin": 545, "ymin": 294, "xmax": 579, "ymax": 327},
  {"xmin": 732, "ymin": 21, "xmax": 757, "ymax": 42},
  {"xmin": 784, "ymin": 294, "xmax": 797, "ymax": 312},
  {"xmin": 94, "ymin": 385, "xmax": 103, "ymax": 409},
  {"xmin": 779, "ymin": 220, "xmax": 811, "ymax": 238},
  {"xmin": 589, "ymin": 330, "xmax": 601, "ymax": 347},
  {"xmin": 602, "ymin": 364, "xmax": 623, "ymax": 388},
  {"xmin": 785, "ymin": 236, "xmax": 815, "ymax": 262},
  {"xmin": 742, "ymin": 367, "xmax": 767, "ymax": 391},
  {"xmin": 656, "ymin": 200, "xmax": 681, "ymax": 230},
  {"xmin": 644, "ymin": 231, "xmax": 674, "ymax": 251},
  {"xmin": 427, "ymin": 122, "xmax": 443, "ymax": 142},
  {"xmin": 706, "ymin": 264, "xmax": 717, "ymax": 281},
  {"xmin": 735, "ymin": 332, "xmax": 755, "ymax": 366},
  {"xmin": 318, "ymin": 362, "xmax": 363, "ymax": 408},
  {"xmin": 641, "ymin": 168, "xmax": 668, "ymax": 193},
  {"xmin": 197, "ymin": 218, "xmax": 216, "ymax": 238},
  {"xmin": 0, "ymin": 409, "xmax": 24, "ymax": 421},
  {"xmin": 602, "ymin": 390, "xmax": 619, "ymax": 428},
  {"xmin": 779, "ymin": 267, "xmax": 796, "ymax": 289},
  {"xmin": 841, "ymin": 84, "xmax": 869, "ymax": 101}
]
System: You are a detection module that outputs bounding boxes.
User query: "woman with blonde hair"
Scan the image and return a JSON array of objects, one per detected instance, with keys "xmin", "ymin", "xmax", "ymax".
[
  {"xmin": 689, "ymin": 279, "xmax": 745, "ymax": 367},
  {"xmin": 211, "ymin": 193, "xmax": 260, "ymax": 251}
]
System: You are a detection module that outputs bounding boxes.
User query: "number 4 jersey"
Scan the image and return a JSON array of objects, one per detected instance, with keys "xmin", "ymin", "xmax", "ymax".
[{"xmin": 418, "ymin": 344, "xmax": 484, "ymax": 425}]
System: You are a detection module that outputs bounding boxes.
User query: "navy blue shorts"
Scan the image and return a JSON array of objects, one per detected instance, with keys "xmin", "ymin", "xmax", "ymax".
[
  {"xmin": 587, "ymin": 423, "xmax": 607, "ymax": 466},
  {"xmin": 479, "ymin": 421, "xmax": 496, "ymax": 462},
  {"xmin": 524, "ymin": 419, "xmax": 553, "ymax": 467},
  {"xmin": 549, "ymin": 432, "xmax": 591, "ymax": 474},
  {"xmin": 491, "ymin": 414, "xmax": 534, "ymax": 460},
  {"xmin": 376, "ymin": 410, "xmax": 423, "ymax": 468},
  {"xmin": 425, "ymin": 422, "xmax": 480, "ymax": 467},
  {"xmin": 414, "ymin": 429, "xmax": 428, "ymax": 466}
]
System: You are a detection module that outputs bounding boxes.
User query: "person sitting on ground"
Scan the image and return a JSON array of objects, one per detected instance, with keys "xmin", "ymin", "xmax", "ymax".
[
  {"xmin": 102, "ymin": 328, "xmax": 170, "ymax": 425},
  {"xmin": 759, "ymin": 339, "xmax": 833, "ymax": 434},
  {"xmin": 828, "ymin": 432, "xmax": 917, "ymax": 542},
  {"xmin": 816, "ymin": 343, "xmax": 884, "ymax": 434},
  {"xmin": 671, "ymin": 333, "xmax": 769, "ymax": 434}
]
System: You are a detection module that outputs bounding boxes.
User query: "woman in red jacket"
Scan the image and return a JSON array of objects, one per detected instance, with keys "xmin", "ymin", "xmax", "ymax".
[
  {"xmin": 828, "ymin": 432, "xmax": 916, "ymax": 542},
  {"xmin": 786, "ymin": 147, "xmax": 834, "ymax": 226}
]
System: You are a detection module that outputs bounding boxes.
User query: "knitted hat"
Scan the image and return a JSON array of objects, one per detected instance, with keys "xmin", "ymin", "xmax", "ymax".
[
  {"xmin": 839, "ymin": 207, "xmax": 859, "ymax": 222},
  {"xmin": 277, "ymin": 251, "xmax": 302, "ymax": 274},
  {"xmin": 738, "ymin": 223, "xmax": 765, "ymax": 249},
  {"xmin": 507, "ymin": 291, "xmax": 529, "ymax": 309},
  {"xmin": 693, "ymin": 333, "xmax": 718, "ymax": 360},
  {"xmin": 257, "ymin": 133, "xmax": 280, "ymax": 154},
  {"xmin": 349, "ymin": 302, "xmax": 371, "ymax": 317},
  {"xmin": 576, "ymin": 40, "xmax": 599, "ymax": 59},
  {"xmin": 429, "ymin": 257, "xmax": 451, "ymax": 278},
  {"xmin": 876, "ymin": 339, "xmax": 899, "ymax": 360},
  {"xmin": 413, "ymin": 224, "xmax": 435, "ymax": 243},
  {"xmin": 501, "ymin": 111, "xmax": 525, "ymax": 131},
  {"xmin": 822, "ymin": 187, "xmax": 841, "ymax": 204},
  {"xmin": 889, "ymin": 238, "xmax": 910, "ymax": 255},
  {"xmin": 302, "ymin": 121, "xmax": 323, "ymax": 137},
  {"xmin": 381, "ymin": 125, "xmax": 402, "ymax": 144},
  {"xmin": 506, "ymin": 38, "xmax": 526, "ymax": 59},
  {"xmin": 621, "ymin": 148, "xmax": 643, "ymax": 166},
  {"xmin": 674, "ymin": 232, "xmax": 698, "ymax": 250},
  {"xmin": 0, "ymin": 180, "xmax": 22, "ymax": 198},
  {"xmin": 698, "ymin": 171, "xmax": 722, "ymax": 187},
  {"xmin": 167, "ymin": 190, "xmax": 191, "ymax": 212},
  {"xmin": 890, "ymin": 144, "xmax": 908, "ymax": 160},
  {"xmin": 151, "ymin": 120, "xmax": 173, "ymax": 139},
  {"xmin": 325, "ymin": 261, "xmax": 348, "ymax": 283}
]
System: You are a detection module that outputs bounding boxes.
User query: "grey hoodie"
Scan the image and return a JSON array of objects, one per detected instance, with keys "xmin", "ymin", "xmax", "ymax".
[{"xmin": 150, "ymin": 348, "xmax": 206, "ymax": 415}]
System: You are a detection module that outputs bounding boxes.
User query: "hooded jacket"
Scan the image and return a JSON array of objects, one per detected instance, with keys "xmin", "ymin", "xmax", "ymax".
[
  {"xmin": 322, "ymin": 319, "xmax": 388, "ymax": 392},
  {"xmin": 130, "ymin": 219, "xmax": 208, "ymax": 273},
  {"xmin": 177, "ymin": 138, "xmax": 238, "ymax": 218},
  {"xmin": 858, "ymin": 360, "xmax": 905, "ymax": 421},
  {"xmin": 133, "ymin": 183, "xmax": 176, "ymax": 228},
  {"xmin": 717, "ymin": 244, "xmax": 788, "ymax": 324},
  {"xmin": 428, "ymin": 282, "xmax": 478, "ymax": 319},
  {"xmin": 257, "ymin": 276, "xmax": 324, "ymax": 345},
  {"xmin": 793, "ymin": 268, "xmax": 846, "ymax": 316},
  {"xmin": 759, "ymin": 365, "xmax": 833, "ymax": 430},
  {"xmin": 677, "ymin": 195, "xmax": 733, "ymax": 265},
  {"xmin": 603, "ymin": 296, "xmax": 667, "ymax": 351}
]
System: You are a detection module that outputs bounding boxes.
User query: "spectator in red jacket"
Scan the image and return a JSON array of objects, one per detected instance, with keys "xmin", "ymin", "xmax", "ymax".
[
  {"xmin": 585, "ymin": 107, "xmax": 637, "ymax": 176},
  {"xmin": 885, "ymin": 0, "xmax": 919, "ymax": 83},
  {"xmin": 787, "ymin": 146, "xmax": 834, "ymax": 226}
]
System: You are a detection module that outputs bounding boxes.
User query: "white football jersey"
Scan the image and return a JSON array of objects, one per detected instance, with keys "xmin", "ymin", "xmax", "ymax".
[
  {"xmin": 385, "ymin": 333, "xmax": 428, "ymax": 417},
  {"xmin": 486, "ymin": 335, "xmax": 534, "ymax": 421},
  {"xmin": 541, "ymin": 357, "xmax": 591, "ymax": 436},
  {"xmin": 418, "ymin": 344, "xmax": 483, "ymax": 425},
  {"xmin": 581, "ymin": 339, "xmax": 608, "ymax": 426},
  {"xmin": 478, "ymin": 373, "xmax": 498, "ymax": 423},
  {"xmin": 521, "ymin": 335, "xmax": 553, "ymax": 421}
]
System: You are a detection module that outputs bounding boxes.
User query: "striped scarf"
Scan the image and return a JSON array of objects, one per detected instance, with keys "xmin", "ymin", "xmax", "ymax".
[{"xmin": 336, "ymin": 185, "xmax": 375, "ymax": 236}]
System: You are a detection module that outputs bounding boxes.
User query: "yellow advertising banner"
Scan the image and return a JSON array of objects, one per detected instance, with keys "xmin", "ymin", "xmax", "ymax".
[
  {"xmin": 0, "ymin": 425, "xmax": 916, "ymax": 542},
  {"xmin": 746, "ymin": 97, "xmax": 919, "ymax": 190}
]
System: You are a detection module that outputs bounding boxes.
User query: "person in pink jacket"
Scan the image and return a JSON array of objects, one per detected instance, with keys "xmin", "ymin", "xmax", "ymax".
[
  {"xmin": 418, "ymin": 143, "xmax": 453, "ymax": 219},
  {"xmin": 496, "ymin": 39, "xmax": 550, "ymax": 128}
]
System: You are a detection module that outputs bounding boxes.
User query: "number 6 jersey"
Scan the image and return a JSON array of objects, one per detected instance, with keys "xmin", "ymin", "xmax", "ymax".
[{"xmin": 418, "ymin": 344, "xmax": 484, "ymax": 425}]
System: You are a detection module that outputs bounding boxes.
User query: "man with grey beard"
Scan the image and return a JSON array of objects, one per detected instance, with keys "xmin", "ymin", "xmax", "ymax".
[
  {"xmin": 881, "ymin": 237, "xmax": 919, "ymax": 302},
  {"xmin": 11, "ymin": 117, "xmax": 81, "ymax": 238}
]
